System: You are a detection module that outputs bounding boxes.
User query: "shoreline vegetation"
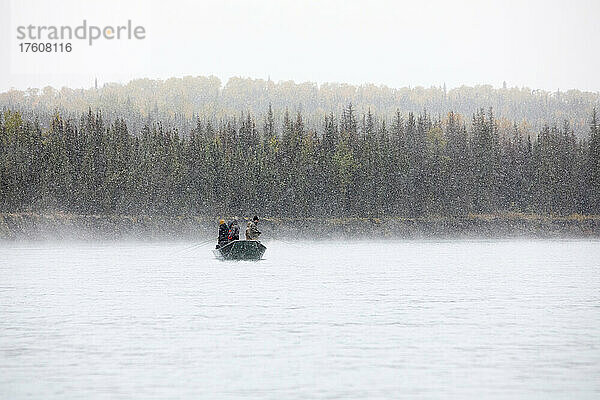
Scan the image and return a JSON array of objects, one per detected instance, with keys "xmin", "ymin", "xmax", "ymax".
[
  {"xmin": 1, "ymin": 212, "xmax": 599, "ymax": 241},
  {"xmin": 2, "ymin": 81, "xmax": 600, "ymax": 231},
  {"xmin": 1, "ymin": 106, "xmax": 600, "ymax": 218}
]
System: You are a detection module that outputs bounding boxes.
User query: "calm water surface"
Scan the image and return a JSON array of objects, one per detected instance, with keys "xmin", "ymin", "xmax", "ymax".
[{"xmin": 1, "ymin": 240, "xmax": 599, "ymax": 399}]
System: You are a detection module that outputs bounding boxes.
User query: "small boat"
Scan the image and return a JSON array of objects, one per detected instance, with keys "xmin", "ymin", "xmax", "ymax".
[{"xmin": 213, "ymin": 240, "xmax": 266, "ymax": 261}]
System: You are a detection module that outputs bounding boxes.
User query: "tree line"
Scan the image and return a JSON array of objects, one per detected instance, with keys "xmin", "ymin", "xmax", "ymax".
[
  {"xmin": 1, "ymin": 105, "xmax": 599, "ymax": 218},
  {"xmin": 2, "ymin": 76, "xmax": 599, "ymax": 138}
]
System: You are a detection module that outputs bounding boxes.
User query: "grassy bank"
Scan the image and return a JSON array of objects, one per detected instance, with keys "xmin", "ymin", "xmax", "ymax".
[{"xmin": 1, "ymin": 212, "xmax": 599, "ymax": 241}]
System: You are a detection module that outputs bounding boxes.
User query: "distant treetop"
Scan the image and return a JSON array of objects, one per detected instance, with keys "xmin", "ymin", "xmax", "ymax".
[{"xmin": 1, "ymin": 75, "xmax": 598, "ymax": 136}]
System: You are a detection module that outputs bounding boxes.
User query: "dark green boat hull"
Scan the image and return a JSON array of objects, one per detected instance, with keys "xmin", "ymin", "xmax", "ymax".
[{"xmin": 213, "ymin": 240, "xmax": 266, "ymax": 261}]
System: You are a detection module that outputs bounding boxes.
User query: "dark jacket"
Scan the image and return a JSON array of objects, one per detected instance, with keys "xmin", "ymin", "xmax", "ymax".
[
  {"xmin": 228, "ymin": 221, "xmax": 240, "ymax": 241},
  {"xmin": 217, "ymin": 222, "xmax": 229, "ymax": 248}
]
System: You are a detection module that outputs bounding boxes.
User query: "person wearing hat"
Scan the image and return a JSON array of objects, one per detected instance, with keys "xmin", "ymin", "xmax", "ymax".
[
  {"xmin": 245, "ymin": 215, "xmax": 261, "ymax": 240},
  {"xmin": 228, "ymin": 219, "xmax": 240, "ymax": 241},
  {"xmin": 217, "ymin": 219, "xmax": 229, "ymax": 248}
]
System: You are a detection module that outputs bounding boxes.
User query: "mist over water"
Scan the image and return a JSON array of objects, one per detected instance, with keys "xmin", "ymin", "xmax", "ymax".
[{"xmin": 1, "ymin": 240, "xmax": 599, "ymax": 399}]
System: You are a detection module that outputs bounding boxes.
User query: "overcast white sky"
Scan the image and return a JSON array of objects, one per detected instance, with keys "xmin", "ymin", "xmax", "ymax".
[{"xmin": 1, "ymin": 0, "xmax": 599, "ymax": 92}]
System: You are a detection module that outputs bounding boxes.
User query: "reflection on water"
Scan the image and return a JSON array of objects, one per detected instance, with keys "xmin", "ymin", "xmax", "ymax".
[{"xmin": 1, "ymin": 240, "xmax": 599, "ymax": 399}]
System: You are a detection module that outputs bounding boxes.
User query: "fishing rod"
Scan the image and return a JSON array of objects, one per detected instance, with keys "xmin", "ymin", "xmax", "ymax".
[{"xmin": 173, "ymin": 238, "xmax": 214, "ymax": 255}]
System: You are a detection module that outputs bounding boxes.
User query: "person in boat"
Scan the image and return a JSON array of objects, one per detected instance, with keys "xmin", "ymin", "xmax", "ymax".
[
  {"xmin": 217, "ymin": 219, "xmax": 229, "ymax": 248},
  {"xmin": 245, "ymin": 215, "xmax": 261, "ymax": 240},
  {"xmin": 228, "ymin": 219, "xmax": 240, "ymax": 241}
]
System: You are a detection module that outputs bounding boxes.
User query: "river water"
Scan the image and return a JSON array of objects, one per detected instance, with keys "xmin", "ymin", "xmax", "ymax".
[{"xmin": 1, "ymin": 240, "xmax": 599, "ymax": 399}]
